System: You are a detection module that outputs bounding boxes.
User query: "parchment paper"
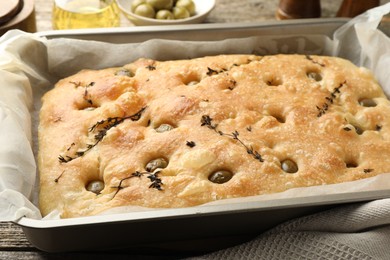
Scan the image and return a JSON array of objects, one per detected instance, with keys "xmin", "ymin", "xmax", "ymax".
[{"xmin": 0, "ymin": 3, "xmax": 389, "ymax": 221}]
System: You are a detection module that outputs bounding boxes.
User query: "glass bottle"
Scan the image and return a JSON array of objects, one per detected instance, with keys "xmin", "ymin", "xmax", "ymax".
[{"xmin": 52, "ymin": 0, "xmax": 120, "ymax": 30}]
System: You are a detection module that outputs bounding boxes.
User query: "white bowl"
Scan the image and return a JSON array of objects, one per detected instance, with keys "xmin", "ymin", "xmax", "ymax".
[{"xmin": 116, "ymin": 0, "xmax": 216, "ymax": 26}]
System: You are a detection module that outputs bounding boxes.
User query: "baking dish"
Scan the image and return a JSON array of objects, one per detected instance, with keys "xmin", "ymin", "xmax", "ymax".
[
  {"xmin": 36, "ymin": 18, "xmax": 348, "ymax": 43},
  {"xmin": 9, "ymin": 17, "xmax": 390, "ymax": 252},
  {"xmin": 17, "ymin": 189, "xmax": 390, "ymax": 252}
]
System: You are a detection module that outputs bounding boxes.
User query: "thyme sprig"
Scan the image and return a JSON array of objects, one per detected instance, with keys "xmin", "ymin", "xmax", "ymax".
[
  {"xmin": 200, "ymin": 115, "xmax": 264, "ymax": 163},
  {"xmin": 146, "ymin": 65, "xmax": 156, "ymax": 71},
  {"xmin": 305, "ymin": 55, "xmax": 325, "ymax": 67},
  {"xmin": 316, "ymin": 81, "xmax": 346, "ymax": 117},
  {"xmin": 89, "ymin": 106, "xmax": 146, "ymax": 132},
  {"xmin": 58, "ymin": 107, "xmax": 147, "ymax": 163},
  {"xmin": 227, "ymin": 79, "xmax": 237, "ymax": 90},
  {"xmin": 70, "ymin": 81, "xmax": 95, "ymax": 105},
  {"xmin": 206, "ymin": 67, "xmax": 225, "ymax": 76},
  {"xmin": 112, "ymin": 170, "xmax": 163, "ymax": 198},
  {"xmin": 201, "ymin": 114, "xmax": 218, "ymax": 130}
]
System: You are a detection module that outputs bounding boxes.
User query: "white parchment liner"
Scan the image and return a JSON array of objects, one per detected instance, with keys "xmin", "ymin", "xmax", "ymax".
[{"xmin": 0, "ymin": 4, "xmax": 389, "ymax": 221}]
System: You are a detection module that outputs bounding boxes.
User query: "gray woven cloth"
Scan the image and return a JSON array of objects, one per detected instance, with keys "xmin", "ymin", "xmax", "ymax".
[{"xmin": 189, "ymin": 199, "xmax": 390, "ymax": 259}]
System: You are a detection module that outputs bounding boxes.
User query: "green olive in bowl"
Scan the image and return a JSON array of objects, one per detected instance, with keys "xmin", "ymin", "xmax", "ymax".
[
  {"xmin": 175, "ymin": 0, "xmax": 195, "ymax": 15},
  {"xmin": 146, "ymin": 0, "xmax": 173, "ymax": 10},
  {"xmin": 131, "ymin": 0, "xmax": 146, "ymax": 11},
  {"xmin": 134, "ymin": 3, "xmax": 156, "ymax": 18},
  {"xmin": 156, "ymin": 9, "xmax": 175, "ymax": 19},
  {"xmin": 117, "ymin": 0, "xmax": 216, "ymax": 25},
  {"xmin": 173, "ymin": 6, "xmax": 190, "ymax": 19}
]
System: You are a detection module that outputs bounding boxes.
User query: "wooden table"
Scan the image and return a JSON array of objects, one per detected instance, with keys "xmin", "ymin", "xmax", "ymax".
[{"xmin": 1, "ymin": 0, "xmax": 390, "ymax": 259}]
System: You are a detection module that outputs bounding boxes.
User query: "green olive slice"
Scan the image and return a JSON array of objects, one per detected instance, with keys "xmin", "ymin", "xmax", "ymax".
[
  {"xmin": 86, "ymin": 180, "xmax": 104, "ymax": 195},
  {"xmin": 354, "ymin": 125, "xmax": 364, "ymax": 135},
  {"xmin": 281, "ymin": 159, "xmax": 298, "ymax": 173},
  {"xmin": 346, "ymin": 161, "xmax": 358, "ymax": 168},
  {"xmin": 208, "ymin": 170, "xmax": 233, "ymax": 184},
  {"xmin": 146, "ymin": 158, "xmax": 168, "ymax": 172},
  {"xmin": 155, "ymin": 124, "xmax": 174, "ymax": 133},
  {"xmin": 115, "ymin": 68, "xmax": 134, "ymax": 77},
  {"xmin": 359, "ymin": 98, "xmax": 376, "ymax": 107},
  {"xmin": 307, "ymin": 71, "xmax": 322, "ymax": 81},
  {"xmin": 186, "ymin": 81, "xmax": 199, "ymax": 86},
  {"xmin": 83, "ymin": 107, "xmax": 96, "ymax": 111}
]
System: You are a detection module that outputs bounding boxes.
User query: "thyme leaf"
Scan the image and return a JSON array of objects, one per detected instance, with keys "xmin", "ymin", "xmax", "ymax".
[
  {"xmin": 66, "ymin": 143, "xmax": 75, "ymax": 151},
  {"xmin": 206, "ymin": 67, "xmax": 220, "ymax": 76},
  {"xmin": 227, "ymin": 79, "xmax": 237, "ymax": 90},
  {"xmin": 186, "ymin": 141, "xmax": 196, "ymax": 148},
  {"xmin": 201, "ymin": 115, "xmax": 218, "ymax": 130},
  {"xmin": 147, "ymin": 171, "xmax": 163, "ymax": 190},
  {"xmin": 84, "ymin": 82, "xmax": 95, "ymax": 105},
  {"xmin": 305, "ymin": 55, "xmax": 325, "ymax": 67},
  {"xmin": 71, "ymin": 81, "xmax": 95, "ymax": 105},
  {"xmin": 54, "ymin": 170, "xmax": 65, "ymax": 183},
  {"xmin": 58, "ymin": 155, "xmax": 74, "ymax": 163},
  {"xmin": 146, "ymin": 65, "xmax": 156, "ymax": 71}
]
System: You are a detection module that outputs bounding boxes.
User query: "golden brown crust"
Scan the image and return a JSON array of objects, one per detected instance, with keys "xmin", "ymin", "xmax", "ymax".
[{"xmin": 38, "ymin": 54, "xmax": 390, "ymax": 218}]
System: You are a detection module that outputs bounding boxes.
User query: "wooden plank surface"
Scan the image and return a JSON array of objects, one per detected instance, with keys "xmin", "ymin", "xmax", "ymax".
[{"xmin": 0, "ymin": 222, "xmax": 31, "ymax": 250}]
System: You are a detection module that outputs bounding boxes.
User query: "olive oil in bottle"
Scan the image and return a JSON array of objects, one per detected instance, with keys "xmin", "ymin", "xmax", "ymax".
[{"xmin": 52, "ymin": 0, "xmax": 120, "ymax": 30}]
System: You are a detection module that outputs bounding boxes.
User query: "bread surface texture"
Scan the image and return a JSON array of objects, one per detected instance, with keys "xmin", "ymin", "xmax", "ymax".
[{"xmin": 38, "ymin": 54, "xmax": 390, "ymax": 218}]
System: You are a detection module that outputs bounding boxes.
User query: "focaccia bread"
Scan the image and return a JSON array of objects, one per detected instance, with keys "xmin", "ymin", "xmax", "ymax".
[{"xmin": 38, "ymin": 54, "xmax": 390, "ymax": 218}]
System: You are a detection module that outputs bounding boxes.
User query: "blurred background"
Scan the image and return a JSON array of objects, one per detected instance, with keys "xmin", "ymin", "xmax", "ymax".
[{"xmin": 33, "ymin": 0, "xmax": 390, "ymax": 31}]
